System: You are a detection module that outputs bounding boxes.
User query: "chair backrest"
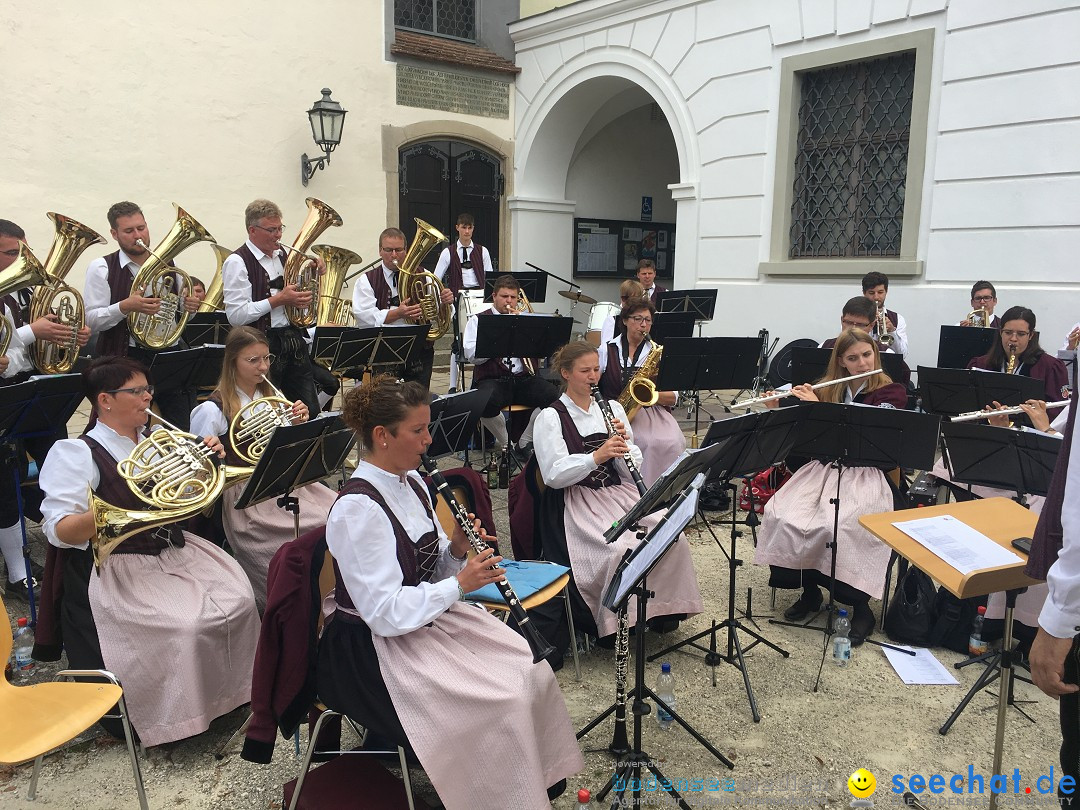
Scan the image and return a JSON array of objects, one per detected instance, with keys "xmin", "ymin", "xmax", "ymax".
[
  {"xmin": 433, "ymin": 483, "xmax": 471, "ymax": 548},
  {"xmin": 317, "ymin": 549, "xmax": 336, "ymax": 637},
  {"xmin": 0, "ymin": 594, "xmax": 11, "ymax": 667}
]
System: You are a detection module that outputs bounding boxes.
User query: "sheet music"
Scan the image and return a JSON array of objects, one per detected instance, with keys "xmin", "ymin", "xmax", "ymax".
[
  {"xmin": 882, "ymin": 645, "xmax": 959, "ymax": 685},
  {"xmin": 617, "ymin": 485, "xmax": 700, "ymax": 603},
  {"xmin": 891, "ymin": 514, "xmax": 1023, "ymax": 575}
]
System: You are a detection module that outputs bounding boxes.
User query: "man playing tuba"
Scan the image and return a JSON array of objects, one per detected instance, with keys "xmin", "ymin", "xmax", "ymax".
[{"xmin": 84, "ymin": 202, "xmax": 200, "ymax": 430}]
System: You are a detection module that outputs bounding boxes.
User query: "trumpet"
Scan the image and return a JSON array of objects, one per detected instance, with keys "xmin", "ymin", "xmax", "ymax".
[
  {"xmin": 965, "ymin": 308, "xmax": 989, "ymax": 328},
  {"xmin": 875, "ymin": 305, "xmax": 894, "ymax": 347},
  {"xmin": 591, "ymin": 384, "xmax": 647, "ymax": 496},
  {"xmin": 950, "ymin": 400, "xmax": 1071, "ymax": 423},
  {"xmin": 729, "ymin": 369, "xmax": 882, "ymax": 410},
  {"xmin": 228, "ymin": 375, "xmax": 299, "ymax": 465}
]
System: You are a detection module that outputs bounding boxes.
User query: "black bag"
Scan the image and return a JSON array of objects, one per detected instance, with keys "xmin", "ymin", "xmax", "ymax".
[
  {"xmin": 883, "ymin": 563, "xmax": 937, "ymax": 646},
  {"xmin": 928, "ymin": 587, "xmax": 986, "ymax": 654}
]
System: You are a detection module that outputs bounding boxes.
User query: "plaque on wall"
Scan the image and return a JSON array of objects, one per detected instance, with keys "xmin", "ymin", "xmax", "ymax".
[{"xmin": 396, "ymin": 64, "xmax": 509, "ymax": 119}]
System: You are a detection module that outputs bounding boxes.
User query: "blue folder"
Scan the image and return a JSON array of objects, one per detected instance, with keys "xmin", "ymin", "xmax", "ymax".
[{"xmin": 465, "ymin": 560, "xmax": 570, "ymax": 604}]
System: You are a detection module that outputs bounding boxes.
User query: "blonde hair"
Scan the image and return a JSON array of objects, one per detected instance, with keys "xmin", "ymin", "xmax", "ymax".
[
  {"xmin": 816, "ymin": 328, "xmax": 892, "ymax": 403},
  {"xmin": 214, "ymin": 326, "xmax": 276, "ymax": 420}
]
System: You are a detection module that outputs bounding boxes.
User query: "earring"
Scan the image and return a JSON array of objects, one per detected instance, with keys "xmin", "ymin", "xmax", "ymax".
[
  {"xmin": 106, "ymin": 406, "xmax": 111, "ymax": 411},
  {"xmin": 382, "ymin": 442, "xmax": 387, "ymax": 448}
]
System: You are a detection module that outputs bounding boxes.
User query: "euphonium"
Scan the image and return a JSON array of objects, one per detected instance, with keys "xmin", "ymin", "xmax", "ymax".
[
  {"xmin": 128, "ymin": 205, "xmax": 215, "ymax": 349},
  {"xmin": 28, "ymin": 213, "xmax": 105, "ymax": 374},
  {"xmin": 282, "ymin": 198, "xmax": 343, "ymax": 328},
  {"xmin": 228, "ymin": 375, "xmax": 297, "ymax": 465},
  {"xmin": 196, "ymin": 244, "xmax": 235, "ymax": 313},
  {"xmin": 0, "ymin": 242, "xmax": 53, "ymax": 361},
  {"xmin": 90, "ymin": 412, "xmax": 253, "ymax": 570},
  {"xmin": 966, "ymin": 308, "xmax": 989, "ymax": 328},
  {"xmin": 875, "ymin": 304, "xmax": 894, "ymax": 347},
  {"xmin": 397, "ymin": 218, "xmax": 451, "ymax": 340},
  {"xmin": 312, "ymin": 243, "xmax": 363, "ymax": 326},
  {"xmin": 617, "ymin": 338, "xmax": 663, "ymax": 422}
]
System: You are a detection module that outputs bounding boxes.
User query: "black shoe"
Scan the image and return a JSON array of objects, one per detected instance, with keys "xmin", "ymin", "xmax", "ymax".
[
  {"xmin": 547, "ymin": 779, "xmax": 567, "ymax": 801},
  {"xmin": 783, "ymin": 588, "xmax": 823, "ymax": 621},
  {"xmin": 850, "ymin": 603, "xmax": 875, "ymax": 646},
  {"xmin": 647, "ymin": 617, "xmax": 682, "ymax": 634},
  {"xmin": 5, "ymin": 577, "xmax": 40, "ymax": 603}
]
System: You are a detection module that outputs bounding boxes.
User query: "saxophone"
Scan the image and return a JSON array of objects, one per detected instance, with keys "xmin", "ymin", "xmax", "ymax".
[
  {"xmin": 1005, "ymin": 344, "xmax": 1018, "ymax": 374},
  {"xmin": 617, "ymin": 338, "xmax": 663, "ymax": 422}
]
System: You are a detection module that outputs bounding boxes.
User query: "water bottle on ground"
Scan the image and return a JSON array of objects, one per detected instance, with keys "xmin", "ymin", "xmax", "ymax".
[
  {"xmin": 498, "ymin": 449, "xmax": 511, "ymax": 489},
  {"xmin": 486, "ymin": 453, "xmax": 498, "ymax": 490},
  {"xmin": 832, "ymin": 609, "xmax": 851, "ymax": 666},
  {"xmin": 12, "ymin": 617, "xmax": 35, "ymax": 680},
  {"xmin": 577, "ymin": 788, "xmax": 591, "ymax": 805},
  {"xmin": 968, "ymin": 605, "xmax": 989, "ymax": 656},
  {"xmin": 655, "ymin": 661, "xmax": 676, "ymax": 730}
]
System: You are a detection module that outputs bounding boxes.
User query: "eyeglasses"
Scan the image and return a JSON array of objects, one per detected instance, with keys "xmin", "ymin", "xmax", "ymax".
[
  {"xmin": 841, "ymin": 319, "xmax": 872, "ymax": 329},
  {"xmin": 0, "ymin": 249, "xmax": 20, "ymax": 258},
  {"xmin": 381, "ymin": 246, "xmax": 407, "ymax": 254},
  {"xmin": 243, "ymin": 354, "xmax": 275, "ymax": 365},
  {"xmin": 1002, "ymin": 330, "xmax": 1030, "ymax": 339},
  {"xmin": 972, "ymin": 295, "xmax": 996, "ymax": 302},
  {"xmin": 106, "ymin": 385, "xmax": 154, "ymax": 396},
  {"xmin": 628, "ymin": 316, "xmax": 653, "ymax": 324},
  {"xmin": 252, "ymin": 224, "xmax": 285, "ymax": 236}
]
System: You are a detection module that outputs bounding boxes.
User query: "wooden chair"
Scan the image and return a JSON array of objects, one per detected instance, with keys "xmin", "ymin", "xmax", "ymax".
[{"xmin": 0, "ymin": 594, "xmax": 147, "ymax": 809}]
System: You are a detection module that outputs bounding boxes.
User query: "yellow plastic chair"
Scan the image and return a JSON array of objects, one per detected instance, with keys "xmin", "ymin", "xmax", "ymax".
[{"xmin": 0, "ymin": 595, "xmax": 147, "ymax": 809}]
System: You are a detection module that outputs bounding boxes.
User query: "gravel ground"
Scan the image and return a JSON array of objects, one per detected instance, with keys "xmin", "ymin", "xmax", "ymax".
[{"xmin": 1, "ymin": 381, "xmax": 1064, "ymax": 809}]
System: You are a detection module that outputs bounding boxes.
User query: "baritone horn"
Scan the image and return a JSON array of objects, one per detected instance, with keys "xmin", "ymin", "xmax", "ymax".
[
  {"xmin": 128, "ymin": 205, "xmax": 215, "ymax": 349},
  {"xmin": 27, "ymin": 213, "xmax": 106, "ymax": 374},
  {"xmin": 0, "ymin": 242, "xmax": 54, "ymax": 362},
  {"xmin": 397, "ymin": 218, "xmax": 450, "ymax": 341},
  {"xmin": 282, "ymin": 198, "xmax": 343, "ymax": 328},
  {"xmin": 312, "ymin": 243, "xmax": 363, "ymax": 326}
]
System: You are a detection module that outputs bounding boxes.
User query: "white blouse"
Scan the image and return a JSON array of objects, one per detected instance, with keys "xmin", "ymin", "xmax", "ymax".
[
  {"xmin": 327, "ymin": 459, "xmax": 466, "ymax": 637},
  {"xmin": 189, "ymin": 388, "xmax": 253, "ymax": 437},
  {"xmin": 533, "ymin": 393, "xmax": 643, "ymax": 489},
  {"xmin": 599, "ymin": 337, "xmax": 677, "ymax": 405}
]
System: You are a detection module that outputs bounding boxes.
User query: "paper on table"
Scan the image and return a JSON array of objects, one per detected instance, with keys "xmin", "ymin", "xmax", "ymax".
[
  {"xmin": 891, "ymin": 514, "xmax": 1023, "ymax": 576},
  {"xmin": 882, "ymin": 645, "xmax": 959, "ymax": 685}
]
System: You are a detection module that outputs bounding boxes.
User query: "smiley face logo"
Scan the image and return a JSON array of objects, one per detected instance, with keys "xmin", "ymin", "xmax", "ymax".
[{"xmin": 848, "ymin": 769, "xmax": 876, "ymax": 798}]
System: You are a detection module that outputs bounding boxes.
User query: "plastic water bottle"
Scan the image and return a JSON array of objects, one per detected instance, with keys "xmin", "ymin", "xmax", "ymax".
[
  {"xmin": 969, "ymin": 605, "xmax": 989, "ymax": 656},
  {"xmin": 12, "ymin": 617, "xmax": 34, "ymax": 680},
  {"xmin": 577, "ymin": 788, "xmax": 591, "ymax": 805},
  {"xmin": 486, "ymin": 454, "xmax": 498, "ymax": 491},
  {"xmin": 655, "ymin": 661, "xmax": 676, "ymax": 730},
  {"xmin": 832, "ymin": 609, "xmax": 852, "ymax": 666}
]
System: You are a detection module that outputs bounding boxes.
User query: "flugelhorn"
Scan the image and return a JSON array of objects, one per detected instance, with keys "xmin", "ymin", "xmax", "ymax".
[
  {"xmin": 950, "ymin": 400, "xmax": 1071, "ymax": 423},
  {"xmin": 397, "ymin": 218, "xmax": 451, "ymax": 341},
  {"xmin": 282, "ymin": 198, "xmax": 343, "ymax": 328},
  {"xmin": 965, "ymin": 308, "xmax": 989, "ymax": 328},
  {"xmin": 729, "ymin": 369, "xmax": 882, "ymax": 410},
  {"xmin": 311, "ymin": 243, "xmax": 363, "ymax": 326},
  {"xmin": 90, "ymin": 411, "xmax": 252, "ymax": 570},
  {"xmin": 128, "ymin": 205, "xmax": 215, "ymax": 349},
  {"xmin": 228, "ymin": 375, "xmax": 298, "ymax": 465},
  {"xmin": 875, "ymin": 304, "xmax": 894, "ymax": 347}
]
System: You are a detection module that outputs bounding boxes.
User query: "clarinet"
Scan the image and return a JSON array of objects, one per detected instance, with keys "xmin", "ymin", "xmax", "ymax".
[
  {"xmin": 590, "ymin": 384, "xmax": 648, "ymax": 497},
  {"xmin": 420, "ymin": 455, "xmax": 555, "ymax": 664}
]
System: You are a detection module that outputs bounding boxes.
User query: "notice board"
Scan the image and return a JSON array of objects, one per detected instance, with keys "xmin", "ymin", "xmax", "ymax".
[{"xmin": 573, "ymin": 218, "xmax": 675, "ymax": 279}]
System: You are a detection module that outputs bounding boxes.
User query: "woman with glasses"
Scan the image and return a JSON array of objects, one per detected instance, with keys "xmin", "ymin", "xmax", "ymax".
[
  {"xmin": 190, "ymin": 326, "xmax": 336, "ymax": 611},
  {"xmin": 598, "ymin": 299, "xmax": 684, "ymax": 487},
  {"xmin": 36, "ymin": 355, "xmax": 259, "ymax": 746},
  {"xmin": 967, "ymin": 305, "xmax": 1069, "ymax": 419},
  {"xmin": 598, "ymin": 279, "xmax": 648, "ymax": 346}
]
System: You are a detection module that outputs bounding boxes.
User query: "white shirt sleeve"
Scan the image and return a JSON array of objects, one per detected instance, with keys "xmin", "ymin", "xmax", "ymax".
[
  {"xmin": 190, "ymin": 400, "xmax": 228, "ymax": 438},
  {"xmin": 600, "ymin": 316, "xmax": 616, "ymax": 347},
  {"xmin": 463, "ymin": 313, "xmax": 481, "ymax": 363},
  {"xmin": 890, "ymin": 312, "xmax": 909, "ymax": 358},
  {"xmin": 533, "ymin": 407, "xmax": 599, "ymax": 488},
  {"xmin": 222, "ymin": 253, "xmax": 272, "ymax": 327},
  {"xmin": 326, "ymin": 494, "xmax": 462, "ymax": 636},
  {"xmin": 1039, "ymin": 412, "xmax": 1080, "ymax": 638},
  {"xmin": 40, "ymin": 438, "xmax": 99, "ymax": 550},
  {"xmin": 433, "ymin": 247, "xmax": 451, "ymax": 281},
  {"xmin": 353, "ymin": 272, "xmax": 389, "ymax": 328},
  {"xmin": 84, "ymin": 257, "xmax": 126, "ymax": 334}
]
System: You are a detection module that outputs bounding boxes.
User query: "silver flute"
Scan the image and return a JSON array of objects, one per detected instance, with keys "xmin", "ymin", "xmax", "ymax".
[{"xmin": 951, "ymin": 400, "xmax": 1070, "ymax": 423}]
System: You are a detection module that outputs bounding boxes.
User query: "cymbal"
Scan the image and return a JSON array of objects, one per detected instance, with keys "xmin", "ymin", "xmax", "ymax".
[{"xmin": 558, "ymin": 289, "xmax": 597, "ymax": 305}]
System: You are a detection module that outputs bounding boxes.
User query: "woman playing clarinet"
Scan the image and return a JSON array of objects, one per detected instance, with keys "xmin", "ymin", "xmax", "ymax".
[{"xmin": 316, "ymin": 374, "xmax": 581, "ymax": 810}]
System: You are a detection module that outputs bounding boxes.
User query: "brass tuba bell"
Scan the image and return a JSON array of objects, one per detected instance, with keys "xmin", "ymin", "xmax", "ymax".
[
  {"xmin": 282, "ymin": 198, "xmax": 343, "ymax": 328},
  {"xmin": 311, "ymin": 243, "xmax": 363, "ymax": 326},
  {"xmin": 0, "ymin": 242, "xmax": 52, "ymax": 361},
  {"xmin": 397, "ymin": 218, "xmax": 451, "ymax": 341},
  {"xmin": 196, "ymin": 244, "xmax": 235, "ymax": 313}
]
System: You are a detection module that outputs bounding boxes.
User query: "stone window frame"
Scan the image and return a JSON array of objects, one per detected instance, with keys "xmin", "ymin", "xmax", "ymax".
[{"xmin": 760, "ymin": 29, "xmax": 934, "ymax": 278}]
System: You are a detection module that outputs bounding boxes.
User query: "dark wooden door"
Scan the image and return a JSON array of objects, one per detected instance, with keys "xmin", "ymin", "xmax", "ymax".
[{"xmin": 399, "ymin": 140, "xmax": 502, "ymax": 272}]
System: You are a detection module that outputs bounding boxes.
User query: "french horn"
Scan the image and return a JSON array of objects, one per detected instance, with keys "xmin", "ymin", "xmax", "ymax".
[
  {"xmin": 397, "ymin": 218, "xmax": 451, "ymax": 341},
  {"xmin": 282, "ymin": 198, "xmax": 343, "ymax": 328},
  {"xmin": 228, "ymin": 375, "xmax": 298, "ymax": 465}
]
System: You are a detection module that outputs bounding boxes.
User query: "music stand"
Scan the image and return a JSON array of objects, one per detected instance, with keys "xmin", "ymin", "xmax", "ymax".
[
  {"xmin": 918, "ymin": 367, "xmax": 1045, "ymax": 415},
  {"xmin": 310, "ymin": 326, "xmax": 349, "ymax": 370},
  {"xmin": 484, "ymin": 271, "xmax": 547, "ymax": 304},
  {"xmin": 426, "ymin": 388, "xmax": 490, "ymax": 461},
  {"xmin": 656, "ymin": 289, "xmax": 717, "ymax": 325},
  {"xmin": 182, "ymin": 312, "xmax": 230, "ymax": 347},
  {"xmin": 146, "ymin": 347, "xmax": 204, "ymax": 397},
  {"xmin": 791, "ymin": 347, "xmax": 909, "ymax": 389},
  {"xmin": 938, "ymin": 325, "xmax": 997, "ymax": 369},
  {"xmin": 587, "ymin": 475, "xmax": 733, "ymax": 810},
  {"xmin": 328, "ymin": 326, "xmax": 427, "ymax": 379},
  {"xmin": 770, "ymin": 402, "xmax": 941, "ymax": 689},
  {"xmin": 233, "ymin": 417, "xmax": 355, "ymax": 538},
  {"xmin": 655, "ymin": 337, "xmax": 760, "ymax": 447},
  {"xmin": 0, "ymin": 374, "xmax": 85, "ymax": 624},
  {"xmin": 648, "ymin": 311, "xmax": 696, "ymax": 343},
  {"xmin": 188, "ymin": 345, "xmax": 226, "ymax": 394}
]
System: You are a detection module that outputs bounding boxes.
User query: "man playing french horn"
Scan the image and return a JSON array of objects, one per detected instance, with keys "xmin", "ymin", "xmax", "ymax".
[
  {"xmin": 84, "ymin": 202, "xmax": 200, "ymax": 430},
  {"xmin": 222, "ymin": 199, "xmax": 322, "ymax": 415}
]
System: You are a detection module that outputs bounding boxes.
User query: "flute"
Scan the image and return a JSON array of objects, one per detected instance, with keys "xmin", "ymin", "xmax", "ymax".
[
  {"xmin": 729, "ymin": 369, "xmax": 882, "ymax": 410},
  {"xmin": 419, "ymin": 455, "xmax": 555, "ymax": 664},
  {"xmin": 951, "ymin": 400, "xmax": 1070, "ymax": 423},
  {"xmin": 590, "ymin": 384, "xmax": 648, "ymax": 496}
]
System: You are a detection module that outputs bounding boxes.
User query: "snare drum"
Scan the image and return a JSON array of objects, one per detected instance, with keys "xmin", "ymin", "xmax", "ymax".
[
  {"xmin": 457, "ymin": 289, "xmax": 490, "ymax": 335},
  {"xmin": 585, "ymin": 301, "xmax": 621, "ymax": 345}
]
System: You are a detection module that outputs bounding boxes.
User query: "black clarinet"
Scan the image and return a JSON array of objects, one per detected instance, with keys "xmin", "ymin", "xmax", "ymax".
[
  {"xmin": 420, "ymin": 455, "xmax": 555, "ymax": 664},
  {"xmin": 590, "ymin": 384, "xmax": 648, "ymax": 497}
]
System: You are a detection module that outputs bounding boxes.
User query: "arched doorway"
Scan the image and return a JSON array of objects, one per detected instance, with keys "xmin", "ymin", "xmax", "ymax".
[{"xmin": 398, "ymin": 140, "xmax": 503, "ymax": 271}]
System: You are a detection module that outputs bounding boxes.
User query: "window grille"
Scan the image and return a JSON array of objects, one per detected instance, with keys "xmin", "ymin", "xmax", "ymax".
[
  {"xmin": 395, "ymin": 0, "xmax": 476, "ymax": 42},
  {"xmin": 788, "ymin": 53, "xmax": 915, "ymax": 258}
]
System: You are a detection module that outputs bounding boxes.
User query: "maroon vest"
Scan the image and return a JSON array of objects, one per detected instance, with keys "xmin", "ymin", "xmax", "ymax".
[
  {"xmin": 444, "ymin": 241, "xmax": 487, "ymax": 293},
  {"xmin": 549, "ymin": 399, "xmax": 621, "ymax": 489},
  {"xmin": 95, "ymin": 251, "xmax": 137, "ymax": 357},
  {"xmin": 471, "ymin": 309, "xmax": 542, "ymax": 383},
  {"xmin": 367, "ymin": 264, "xmax": 398, "ymax": 311},
  {"xmin": 232, "ymin": 244, "xmax": 285, "ymax": 334},
  {"xmin": 81, "ymin": 434, "xmax": 185, "ymax": 555},
  {"xmin": 599, "ymin": 338, "xmax": 650, "ymax": 401},
  {"xmin": 2, "ymin": 294, "xmax": 25, "ymax": 328}
]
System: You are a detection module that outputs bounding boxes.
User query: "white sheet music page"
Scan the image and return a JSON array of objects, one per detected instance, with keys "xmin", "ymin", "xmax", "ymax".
[
  {"xmin": 882, "ymin": 645, "xmax": 959, "ymax": 685},
  {"xmin": 891, "ymin": 514, "xmax": 1023, "ymax": 575}
]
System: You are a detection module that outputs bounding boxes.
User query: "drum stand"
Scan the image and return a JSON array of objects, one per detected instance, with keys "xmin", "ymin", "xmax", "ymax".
[{"xmin": 731, "ymin": 328, "xmax": 778, "ymax": 405}]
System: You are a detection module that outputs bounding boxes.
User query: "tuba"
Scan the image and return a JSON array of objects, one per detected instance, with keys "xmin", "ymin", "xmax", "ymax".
[
  {"xmin": 312, "ymin": 243, "xmax": 363, "ymax": 326},
  {"xmin": 27, "ymin": 214, "xmax": 105, "ymax": 374},
  {"xmin": 228, "ymin": 375, "xmax": 298, "ymax": 465},
  {"xmin": 282, "ymin": 198, "xmax": 343, "ymax": 328},
  {"xmin": 397, "ymin": 218, "xmax": 451, "ymax": 341},
  {"xmin": 617, "ymin": 338, "xmax": 663, "ymax": 422},
  {"xmin": 0, "ymin": 242, "xmax": 54, "ymax": 358},
  {"xmin": 90, "ymin": 412, "xmax": 253, "ymax": 570},
  {"xmin": 196, "ymin": 244, "xmax": 235, "ymax": 313},
  {"xmin": 128, "ymin": 205, "xmax": 215, "ymax": 349}
]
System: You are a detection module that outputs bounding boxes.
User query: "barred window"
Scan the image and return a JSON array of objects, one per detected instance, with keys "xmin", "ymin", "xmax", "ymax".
[
  {"xmin": 395, "ymin": 0, "xmax": 476, "ymax": 42},
  {"xmin": 788, "ymin": 53, "xmax": 915, "ymax": 259}
]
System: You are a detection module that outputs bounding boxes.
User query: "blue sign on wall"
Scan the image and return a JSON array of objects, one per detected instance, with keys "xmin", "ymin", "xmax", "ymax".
[{"xmin": 641, "ymin": 196, "xmax": 652, "ymax": 222}]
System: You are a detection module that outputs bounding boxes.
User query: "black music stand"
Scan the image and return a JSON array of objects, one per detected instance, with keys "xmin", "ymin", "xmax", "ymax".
[
  {"xmin": 188, "ymin": 346, "xmax": 226, "ymax": 395},
  {"xmin": 648, "ymin": 311, "xmax": 696, "ymax": 343},
  {"xmin": 310, "ymin": 326, "xmax": 349, "ymax": 370},
  {"xmin": 769, "ymin": 402, "xmax": 940, "ymax": 689},
  {"xmin": 327, "ymin": 326, "xmax": 427, "ymax": 380},
  {"xmin": 426, "ymin": 388, "xmax": 490, "ymax": 461},
  {"xmin": 791, "ymin": 346, "xmax": 909, "ymax": 388},
  {"xmin": 934, "ymin": 421, "xmax": 1059, "ymax": 734},
  {"xmin": 918, "ymin": 367, "xmax": 1046, "ymax": 415},
  {"xmin": 182, "ymin": 312, "xmax": 230, "ymax": 347},
  {"xmin": 656, "ymin": 289, "xmax": 717, "ymax": 325},
  {"xmin": 646, "ymin": 409, "xmax": 805, "ymax": 721},
  {"xmin": 655, "ymin": 337, "xmax": 760, "ymax": 447},
  {"xmin": 938, "ymin": 325, "xmax": 997, "ymax": 369},
  {"xmin": 233, "ymin": 417, "xmax": 355, "ymax": 539},
  {"xmin": 0, "ymin": 374, "xmax": 84, "ymax": 624},
  {"xmin": 588, "ymin": 471, "xmax": 732, "ymax": 810},
  {"xmin": 146, "ymin": 347, "xmax": 204, "ymax": 396},
  {"xmin": 485, "ymin": 271, "xmax": 548, "ymax": 305}
]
